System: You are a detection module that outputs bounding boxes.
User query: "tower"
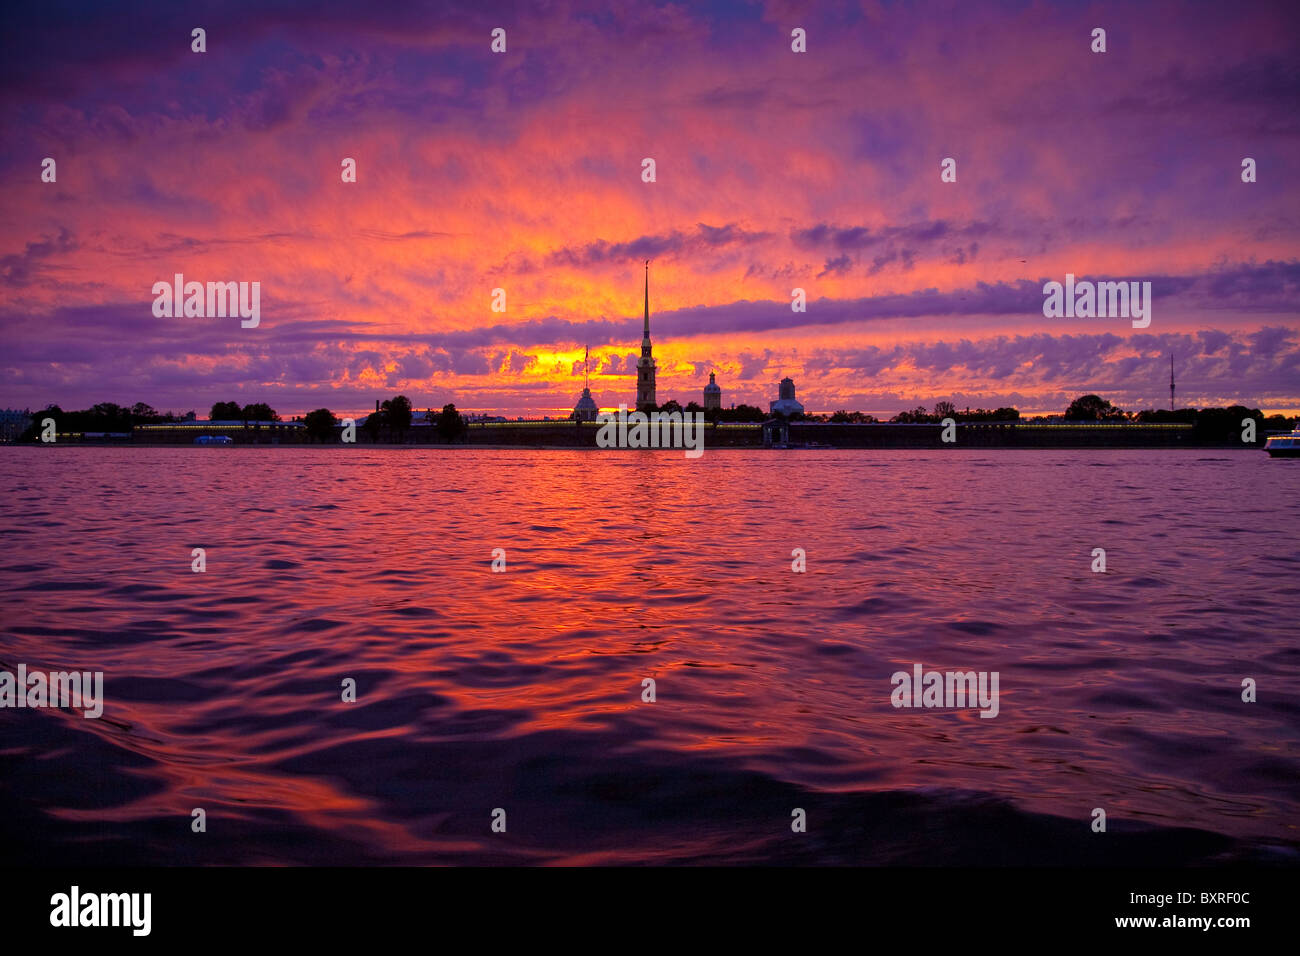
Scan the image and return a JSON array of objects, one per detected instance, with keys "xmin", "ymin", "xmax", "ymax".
[
  {"xmin": 573, "ymin": 343, "xmax": 597, "ymax": 421},
  {"xmin": 635, "ymin": 260, "xmax": 657, "ymax": 413},
  {"xmin": 1170, "ymin": 353, "xmax": 1175, "ymax": 412},
  {"xmin": 703, "ymin": 370, "xmax": 722, "ymax": 410},
  {"xmin": 769, "ymin": 377, "xmax": 804, "ymax": 417}
]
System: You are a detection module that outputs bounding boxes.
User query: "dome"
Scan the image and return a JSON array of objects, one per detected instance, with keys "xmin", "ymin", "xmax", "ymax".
[
  {"xmin": 573, "ymin": 387, "xmax": 598, "ymax": 421},
  {"xmin": 703, "ymin": 371, "xmax": 722, "ymax": 410}
]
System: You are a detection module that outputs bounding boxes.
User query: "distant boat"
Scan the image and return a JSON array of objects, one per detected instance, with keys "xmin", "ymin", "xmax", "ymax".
[
  {"xmin": 194, "ymin": 435, "xmax": 233, "ymax": 445},
  {"xmin": 1265, "ymin": 428, "xmax": 1300, "ymax": 458}
]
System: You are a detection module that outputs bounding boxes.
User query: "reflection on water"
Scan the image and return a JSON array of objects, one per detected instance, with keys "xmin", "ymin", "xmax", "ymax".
[{"xmin": 1, "ymin": 447, "xmax": 1297, "ymax": 864}]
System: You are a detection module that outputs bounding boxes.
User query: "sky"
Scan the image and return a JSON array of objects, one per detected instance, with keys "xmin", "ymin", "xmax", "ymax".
[{"xmin": 1, "ymin": 0, "xmax": 1297, "ymax": 419}]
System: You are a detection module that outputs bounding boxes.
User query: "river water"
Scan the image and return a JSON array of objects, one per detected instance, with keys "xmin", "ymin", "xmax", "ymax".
[{"xmin": 1, "ymin": 447, "xmax": 1296, "ymax": 864}]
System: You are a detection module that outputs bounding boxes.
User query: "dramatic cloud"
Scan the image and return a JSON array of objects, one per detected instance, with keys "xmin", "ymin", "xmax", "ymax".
[{"xmin": 1, "ymin": 0, "xmax": 1297, "ymax": 417}]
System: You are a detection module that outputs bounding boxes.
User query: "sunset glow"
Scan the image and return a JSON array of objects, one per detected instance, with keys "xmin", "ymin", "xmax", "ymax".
[{"xmin": 2, "ymin": 1, "xmax": 1297, "ymax": 418}]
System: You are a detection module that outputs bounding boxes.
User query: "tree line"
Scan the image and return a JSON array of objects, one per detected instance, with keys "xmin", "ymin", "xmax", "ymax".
[
  {"xmin": 209, "ymin": 401, "xmax": 279, "ymax": 422},
  {"xmin": 18, "ymin": 400, "xmax": 281, "ymax": 438},
  {"xmin": 302, "ymin": 396, "xmax": 466, "ymax": 443},
  {"xmin": 15, "ymin": 396, "xmax": 470, "ymax": 444},
  {"xmin": 17, "ymin": 401, "xmax": 197, "ymax": 439},
  {"xmin": 1062, "ymin": 394, "xmax": 1291, "ymax": 440},
  {"xmin": 613, "ymin": 395, "xmax": 1295, "ymax": 438}
]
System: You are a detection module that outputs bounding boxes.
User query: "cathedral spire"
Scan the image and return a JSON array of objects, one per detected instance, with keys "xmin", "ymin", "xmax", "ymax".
[{"xmin": 635, "ymin": 260, "xmax": 657, "ymax": 413}]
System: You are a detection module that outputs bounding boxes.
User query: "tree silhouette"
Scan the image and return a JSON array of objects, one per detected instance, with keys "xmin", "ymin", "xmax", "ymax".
[
  {"xmin": 437, "ymin": 403, "xmax": 464, "ymax": 443},
  {"xmin": 240, "ymin": 402, "xmax": 278, "ymax": 423},
  {"xmin": 303, "ymin": 408, "xmax": 337, "ymax": 442},
  {"xmin": 1065, "ymin": 395, "xmax": 1123, "ymax": 421},
  {"xmin": 382, "ymin": 395, "xmax": 412, "ymax": 441}
]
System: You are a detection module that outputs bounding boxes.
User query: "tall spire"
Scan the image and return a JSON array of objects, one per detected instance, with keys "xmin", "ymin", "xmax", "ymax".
[
  {"xmin": 635, "ymin": 259, "xmax": 657, "ymax": 413},
  {"xmin": 1170, "ymin": 352, "xmax": 1175, "ymax": 412},
  {"xmin": 573, "ymin": 342, "xmax": 598, "ymax": 422}
]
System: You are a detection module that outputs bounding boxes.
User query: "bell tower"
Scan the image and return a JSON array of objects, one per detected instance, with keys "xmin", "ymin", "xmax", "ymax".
[{"xmin": 635, "ymin": 260, "xmax": 657, "ymax": 413}]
